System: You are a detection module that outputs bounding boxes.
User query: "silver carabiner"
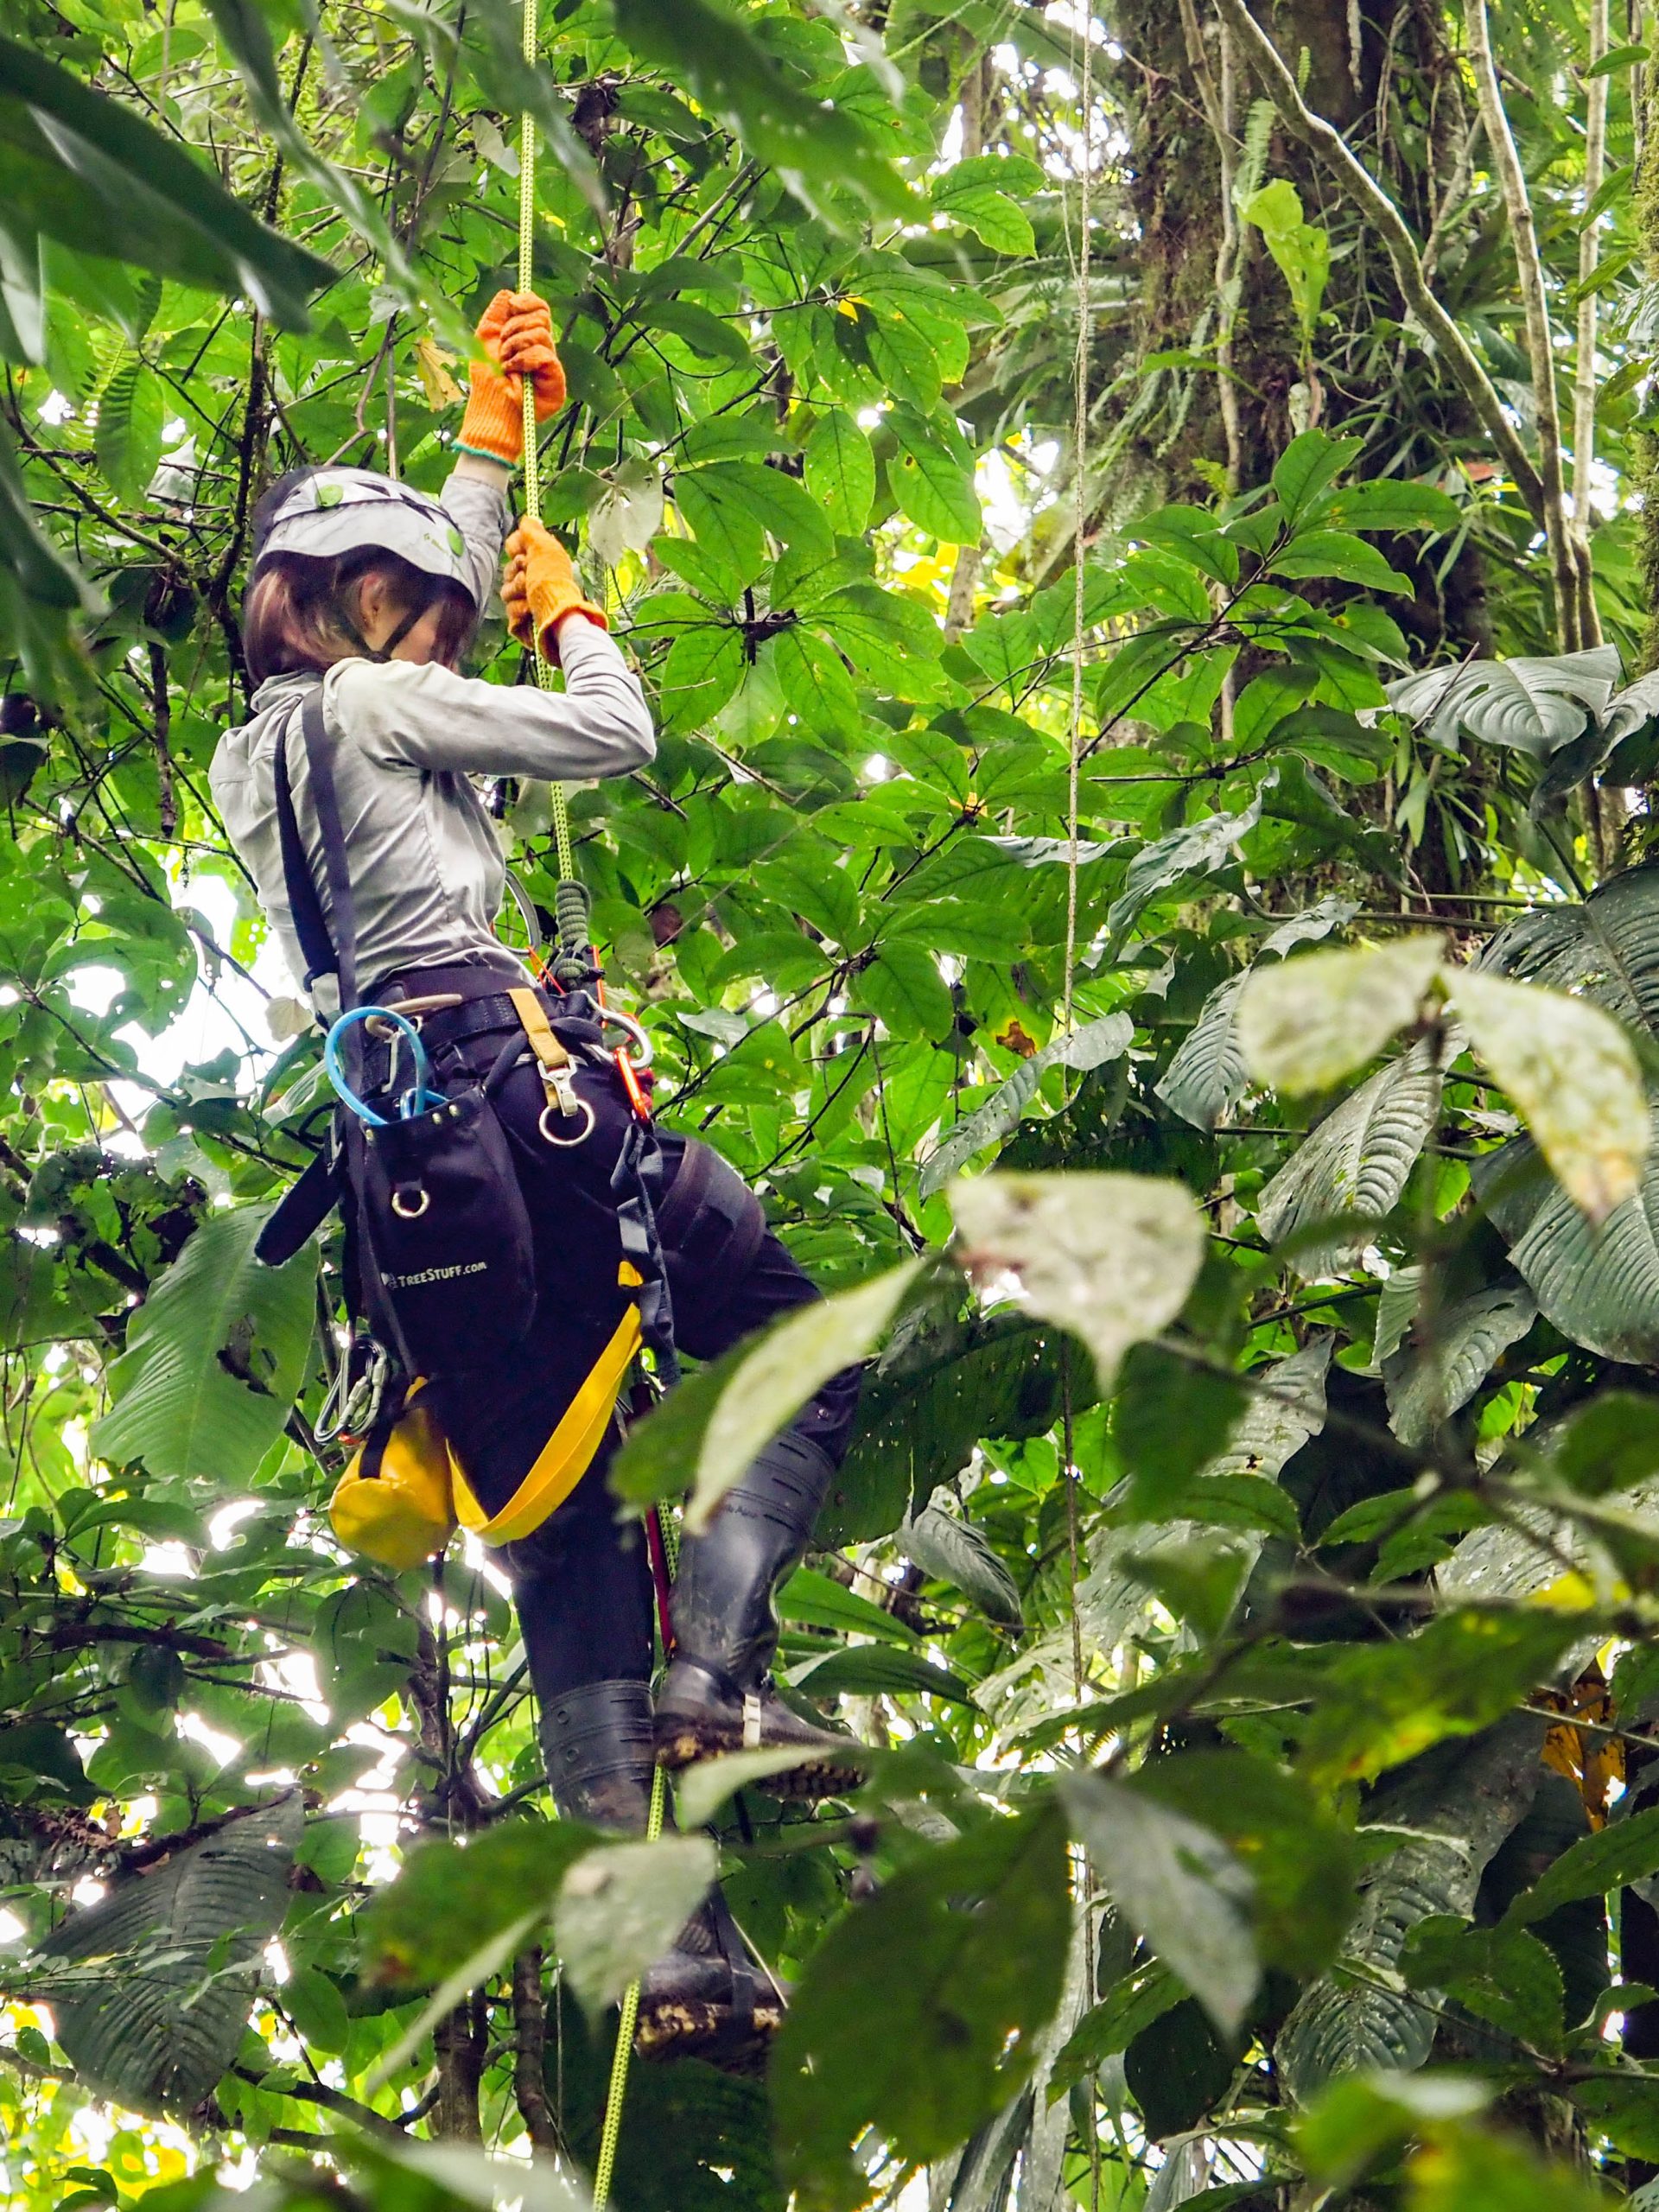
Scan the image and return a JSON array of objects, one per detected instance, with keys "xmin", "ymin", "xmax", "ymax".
[
  {"xmin": 539, "ymin": 1063, "xmax": 596, "ymax": 1147},
  {"xmin": 600, "ymin": 1005, "xmax": 652, "ymax": 1069}
]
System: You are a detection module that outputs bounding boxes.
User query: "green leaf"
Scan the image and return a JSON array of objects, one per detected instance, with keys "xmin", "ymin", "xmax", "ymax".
[
  {"xmin": 92, "ymin": 1205, "xmax": 317, "ymax": 1485},
  {"xmin": 779, "ymin": 1564, "xmax": 923, "ymax": 1644},
  {"xmin": 283, "ymin": 1966, "xmax": 351, "ymax": 2056},
  {"xmin": 949, "ymin": 1170, "xmax": 1208, "ymax": 1394},
  {"xmin": 899, "ymin": 1501, "xmax": 1024, "ymax": 1624},
  {"xmin": 1062, "ymin": 1770, "xmax": 1258, "ymax": 2037},
  {"xmin": 1132, "ymin": 1752, "xmax": 1357, "ymax": 1980},
  {"xmin": 1241, "ymin": 183, "xmax": 1330, "ymax": 346},
  {"xmin": 93, "ymin": 358, "xmax": 164, "ymax": 504},
  {"xmin": 688, "ymin": 1260, "xmax": 924, "ymax": 1531},
  {"xmin": 1503, "ymin": 1804, "xmax": 1659, "ymax": 1929},
  {"xmin": 26, "ymin": 1796, "xmax": 300, "ymax": 2113},
  {"xmin": 1105, "ymin": 787, "xmax": 1268, "ymax": 952},
  {"xmin": 1269, "ymin": 531, "xmax": 1411, "ymax": 593},
  {"xmin": 918, "ymin": 1011, "xmax": 1133, "ymax": 1195},
  {"xmin": 887, "ymin": 412, "xmax": 981, "ymax": 543},
  {"xmin": 1269, "ymin": 429, "xmax": 1360, "ymax": 522},
  {"xmin": 1156, "ymin": 897, "xmax": 1360, "ymax": 1129},
  {"xmin": 772, "ymin": 1805, "xmax": 1071, "ymax": 2210},
  {"xmin": 856, "ymin": 940, "xmax": 955, "ymax": 1040},
  {"xmin": 555, "ymin": 1834, "xmax": 717, "ymax": 2012},
  {"xmin": 1237, "ymin": 934, "xmax": 1443, "ymax": 1093},
  {"xmin": 1383, "ymin": 1281, "xmax": 1537, "ymax": 1448},
  {"xmin": 828, "ymin": 1312, "xmax": 1074, "ymax": 1545},
  {"xmin": 1048, "ymin": 1963, "xmax": 1185, "ymax": 2096},
  {"xmin": 1400, "ymin": 1916, "xmax": 1566, "ymax": 2050},
  {"xmin": 1319, "ymin": 480, "xmax": 1461, "ymax": 532},
  {"xmin": 1276, "ymin": 1716, "xmax": 1545, "ymax": 2102},
  {"xmin": 939, "ymin": 185, "xmax": 1033, "ymax": 256},
  {"xmin": 930, "ymin": 160, "xmax": 1036, "ymax": 254},
  {"xmin": 0, "ymin": 31, "xmax": 329, "ymax": 327},
  {"xmin": 804, "ymin": 412, "xmax": 875, "ymax": 534},
  {"xmin": 790, "ymin": 1641, "xmax": 975, "ymax": 1704},
  {"xmin": 659, "ymin": 622, "xmax": 747, "ymax": 734},
  {"xmin": 1551, "ymin": 1390, "xmax": 1659, "ymax": 1497},
  {"xmin": 771, "ymin": 623, "xmax": 861, "ymax": 732},
  {"xmin": 1298, "ymin": 1611, "xmax": 1580, "ymax": 1789},
  {"xmin": 613, "ymin": 0, "xmax": 907, "ymax": 221},
  {"xmin": 364, "ymin": 1819, "xmax": 598, "ymax": 1987},
  {"xmin": 675, "ymin": 1746, "xmax": 830, "ymax": 1827},
  {"xmin": 1256, "ymin": 1036, "xmax": 1446, "ymax": 1274},
  {"xmin": 1116, "ymin": 1345, "xmax": 1248, "ymax": 1507}
]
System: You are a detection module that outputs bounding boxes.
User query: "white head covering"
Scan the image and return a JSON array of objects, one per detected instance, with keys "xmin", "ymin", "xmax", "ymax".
[{"xmin": 250, "ymin": 467, "xmax": 483, "ymax": 610}]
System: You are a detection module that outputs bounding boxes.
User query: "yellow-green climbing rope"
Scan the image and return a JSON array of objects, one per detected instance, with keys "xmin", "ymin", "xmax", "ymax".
[
  {"xmin": 591, "ymin": 1761, "xmax": 668, "ymax": 2209},
  {"xmin": 518, "ymin": 0, "xmax": 584, "ymax": 963},
  {"xmin": 517, "ymin": 5, "xmax": 652, "ymax": 2198}
]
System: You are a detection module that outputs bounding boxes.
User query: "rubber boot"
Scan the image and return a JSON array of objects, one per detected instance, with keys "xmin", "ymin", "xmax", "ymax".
[
  {"xmin": 542, "ymin": 1679, "xmax": 781, "ymax": 2070},
  {"xmin": 654, "ymin": 1430, "xmax": 864, "ymax": 1800}
]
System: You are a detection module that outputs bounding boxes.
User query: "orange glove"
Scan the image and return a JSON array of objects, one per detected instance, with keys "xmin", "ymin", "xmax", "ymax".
[
  {"xmin": 503, "ymin": 518, "xmax": 607, "ymax": 663},
  {"xmin": 456, "ymin": 290, "xmax": 568, "ymax": 466}
]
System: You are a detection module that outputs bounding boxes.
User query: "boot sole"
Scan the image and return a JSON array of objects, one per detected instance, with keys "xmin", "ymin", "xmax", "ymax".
[
  {"xmin": 635, "ymin": 1993, "xmax": 783, "ymax": 2074},
  {"xmin": 655, "ymin": 1718, "xmax": 864, "ymax": 1802}
]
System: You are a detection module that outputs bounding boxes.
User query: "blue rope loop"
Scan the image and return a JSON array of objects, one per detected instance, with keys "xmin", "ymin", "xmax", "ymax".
[{"xmin": 324, "ymin": 1007, "xmax": 445, "ymax": 1126}]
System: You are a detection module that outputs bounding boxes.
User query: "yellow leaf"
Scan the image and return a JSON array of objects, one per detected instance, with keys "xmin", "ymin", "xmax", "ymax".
[{"xmin": 415, "ymin": 334, "xmax": 463, "ymax": 410}]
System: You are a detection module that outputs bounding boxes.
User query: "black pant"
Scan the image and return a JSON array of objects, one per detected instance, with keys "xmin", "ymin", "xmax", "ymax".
[{"xmin": 407, "ymin": 986, "xmax": 859, "ymax": 1707}]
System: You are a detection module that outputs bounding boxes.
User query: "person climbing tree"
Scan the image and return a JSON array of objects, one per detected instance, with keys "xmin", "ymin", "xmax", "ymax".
[{"xmin": 208, "ymin": 287, "xmax": 862, "ymax": 2071}]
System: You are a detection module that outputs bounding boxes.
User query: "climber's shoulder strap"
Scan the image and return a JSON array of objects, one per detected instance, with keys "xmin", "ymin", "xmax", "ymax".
[
  {"xmin": 272, "ymin": 686, "xmax": 359, "ymax": 1013},
  {"xmin": 255, "ymin": 1144, "xmax": 342, "ymax": 1266}
]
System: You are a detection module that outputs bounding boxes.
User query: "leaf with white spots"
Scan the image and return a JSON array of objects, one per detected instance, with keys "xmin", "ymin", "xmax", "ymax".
[
  {"xmin": 949, "ymin": 1171, "xmax": 1207, "ymax": 1393},
  {"xmin": 1238, "ymin": 935, "xmax": 1444, "ymax": 1093}
]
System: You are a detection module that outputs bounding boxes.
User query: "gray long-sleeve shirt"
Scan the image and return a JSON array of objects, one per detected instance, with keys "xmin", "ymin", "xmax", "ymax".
[{"xmin": 210, "ymin": 464, "xmax": 654, "ymax": 1005}]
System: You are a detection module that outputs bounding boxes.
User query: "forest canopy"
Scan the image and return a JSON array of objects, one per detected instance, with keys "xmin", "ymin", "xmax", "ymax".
[{"xmin": 9, "ymin": 0, "xmax": 1659, "ymax": 2208}]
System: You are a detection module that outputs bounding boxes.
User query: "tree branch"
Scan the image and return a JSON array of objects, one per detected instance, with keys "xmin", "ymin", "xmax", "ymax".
[
  {"xmin": 511, "ymin": 1946, "xmax": 560, "ymax": 2152},
  {"xmin": 1212, "ymin": 0, "xmax": 1547, "ymax": 522},
  {"xmin": 1464, "ymin": 0, "xmax": 1588, "ymax": 652}
]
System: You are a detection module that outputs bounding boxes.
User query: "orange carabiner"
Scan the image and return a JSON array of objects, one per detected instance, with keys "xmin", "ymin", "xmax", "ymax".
[{"xmin": 616, "ymin": 1046, "xmax": 652, "ymax": 1122}]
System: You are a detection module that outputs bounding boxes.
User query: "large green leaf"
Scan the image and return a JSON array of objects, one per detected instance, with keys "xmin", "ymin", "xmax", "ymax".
[
  {"xmin": 1385, "ymin": 646, "xmax": 1621, "ymax": 758},
  {"xmin": 1256, "ymin": 1038, "xmax": 1446, "ymax": 1275},
  {"xmin": 92, "ymin": 1204, "xmax": 318, "ymax": 1484},
  {"xmin": 1156, "ymin": 895, "xmax": 1360, "ymax": 1128},
  {"xmin": 21, "ymin": 1796, "xmax": 301, "ymax": 2113},
  {"xmin": 949, "ymin": 1171, "xmax": 1207, "ymax": 1393},
  {"xmin": 828, "ymin": 1310, "xmax": 1077, "ymax": 1544},
  {"xmin": 772, "ymin": 1805, "xmax": 1071, "ymax": 2210},
  {"xmin": 0, "ymin": 31, "xmax": 328, "ymax": 326},
  {"xmin": 1478, "ymin": 862, "xmax": 1659, "ymax": 1038},
  {"xmin": 1382, "ymin": 1280, "xmax": 1538, "ymax": 1447},
  {"xmin": 1275, "ymin": 1717, "xmax": 1544, "ymax": 2103},
  {"xmin": 613, "ymin": 0, "xmax": 907, "ymax": 219},
  {"xmin": 900, "ymin": 1500, "xmax": 1025, "ymax": 1625},
  {"xmin": 1471, "ymin": 1131, "xmax": 1659, "ymax": 1363},
  {"xmin": 93, "ymin": 356, "xmax": 164, "ymax": 505},
  {"xmin": 1062, "ymin": 1771, "xmax": 1258, "ymax": 2037}
]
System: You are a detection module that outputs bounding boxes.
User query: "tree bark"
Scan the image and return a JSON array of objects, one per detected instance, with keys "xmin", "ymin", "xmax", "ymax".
[{"xmin": 1114, "ymin": 0, "xmax": 1495, "ymax": 658}]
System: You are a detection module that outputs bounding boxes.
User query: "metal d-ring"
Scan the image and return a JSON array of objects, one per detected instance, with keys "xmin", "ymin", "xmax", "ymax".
[
  {"xmin": 600, "ymin": 1006, "xmax": 652, "ymax": 1069},
  {"xmin": 391, "ymin": 1186, "xmax": 431, "ymax": 1220},
  {"xmin": 540, "ymin": 1091, "xmax": 596, "ymax": 1147}
]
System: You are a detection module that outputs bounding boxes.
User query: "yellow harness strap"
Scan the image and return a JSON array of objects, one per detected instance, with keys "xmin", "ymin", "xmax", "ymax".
[
  {"xmin": 450, "ymin": 1286, "xmax": 643, "ymax": 1546},
  {"xmin": 510, "ymin": 986, "xmax": 570, "ymax": 1075}
]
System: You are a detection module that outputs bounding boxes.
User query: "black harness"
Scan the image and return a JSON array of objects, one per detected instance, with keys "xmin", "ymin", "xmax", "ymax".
[{"xmin": 256, "ymin": 687, "xmax": 680, "ymax": 1395}]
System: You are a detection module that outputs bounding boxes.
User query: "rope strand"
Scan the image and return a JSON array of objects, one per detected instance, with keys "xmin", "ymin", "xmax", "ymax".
[
  {"xmin": 517, "ymin": 0, "xmax": 576, "ymax": 893},
  {"xmin": 518, "ymin": 8, "xmax": 638, "ymax": 2197}
]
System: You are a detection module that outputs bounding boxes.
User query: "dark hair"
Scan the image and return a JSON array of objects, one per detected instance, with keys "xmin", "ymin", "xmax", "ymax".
[{"xmin": 241, "ymin": 548, "xmax": 475, "ymax": 687}]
